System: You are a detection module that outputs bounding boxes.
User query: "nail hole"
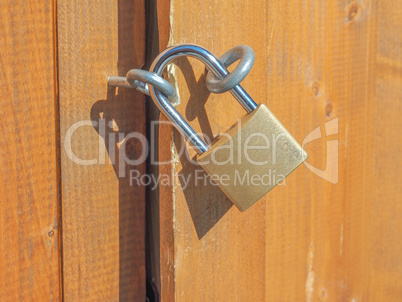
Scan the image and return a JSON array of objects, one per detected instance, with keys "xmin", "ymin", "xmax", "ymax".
[{"xmin": 325, "ymin": 101, "xmax": 333, "ymax": 117}]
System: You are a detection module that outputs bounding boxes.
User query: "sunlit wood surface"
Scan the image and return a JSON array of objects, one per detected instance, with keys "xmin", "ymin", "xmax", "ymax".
[
  {"xmin": 157, "ymin": 0, "xmax": 402, "ymax": 301},
  {"xmin": 0, "ymin": 1, "xmax": 60, "ymax": 300}
]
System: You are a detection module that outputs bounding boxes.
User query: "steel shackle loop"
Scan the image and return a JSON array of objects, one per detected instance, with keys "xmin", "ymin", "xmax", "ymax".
[
  {"xmin": 108, "ymin": 69, "xmax": 176, "ymax": 100},
  {"xmin": 149, "ymin": 44, "xmax": 258, "ymax": 154},
  {"xmin": 206, "ymin": 45, "xmax": 255, "ymax": 94},
  {"xmin": 126, "ymin": 69, "xmax": 176, "ymax": 99}
]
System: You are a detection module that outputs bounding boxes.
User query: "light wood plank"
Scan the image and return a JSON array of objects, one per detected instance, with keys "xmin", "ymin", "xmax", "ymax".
[
  {"xmin": 157, "ymin": 0, "xmax": 402, "ymax": 301},
  {"xmin": 57, "ymin": 0, "xmax": 146, "ymax": 300},
  {"xmin": 0, "ymin": 0, "xmax": 60, "ymax": 301}
]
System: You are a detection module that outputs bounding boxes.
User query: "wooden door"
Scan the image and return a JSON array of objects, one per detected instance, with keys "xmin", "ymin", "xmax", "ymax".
[
  {"xmin": 1, "ymin": 0, "xmax": 402, "ymax": 301},
  {"xmin": 1, "ymin": 0, "xmax": 147, "ymax": 301},
  {"xmin": 155, "ymin": 0, "xmax": 402, "ymax": 301}
]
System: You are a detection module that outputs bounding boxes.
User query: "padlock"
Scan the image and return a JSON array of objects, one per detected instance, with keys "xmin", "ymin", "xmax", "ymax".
[
  {"xmin": 197, "ymin": 103, "xmax": 306, "ymax": 211},
  {"xmin": 148, "ymin": 44, "xmax": 307, "ymax": 211}
]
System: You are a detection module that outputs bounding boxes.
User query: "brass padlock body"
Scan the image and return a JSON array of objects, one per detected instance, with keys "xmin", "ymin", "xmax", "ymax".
[{"xmin": 197, "ymin": 104, "xmax": 307, "ymax": 211}]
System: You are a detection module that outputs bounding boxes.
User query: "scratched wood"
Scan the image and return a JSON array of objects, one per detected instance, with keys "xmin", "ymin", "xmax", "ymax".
[
  {"xmin": 0, "ymin": 0, "xmax": 60, "ymax": 301},
  {"xmin": 57, "ymin": 0, "xmax": 146, "ymax": 300},
  {"xmin": 156, "ymin": 0, "xmax": 402, "ymax": 301}
]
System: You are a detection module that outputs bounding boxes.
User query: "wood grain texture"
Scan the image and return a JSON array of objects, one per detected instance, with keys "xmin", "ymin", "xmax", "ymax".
[
  {"xmin": 57, "ymin": 0, "xmax": 146, "ymax": 300},
  {"xmin": 156, "ymin": 3, "xmax": 176, "ymax": 300},
  {"xmin": 157, "ymin": 0, "xmax": 402, "ymax": 301},
  {"xmin": 0, "ymin": 0, "xmax": 60, "ymax": 301}
]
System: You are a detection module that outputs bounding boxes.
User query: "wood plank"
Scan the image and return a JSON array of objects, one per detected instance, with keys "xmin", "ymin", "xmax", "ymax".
[
  {"xmin": 366, "ymin": 1, "xmax": 402, "ymax": 300},
  {"xmin": 57, "ymin": 0, "xmax": 146, "ymax": 300},
  {"xmin": 0, "ymin": 0, "xmax": 60, "ymax": 301},
  {"xmin": 156, "ymin": 2, "xmax": 176, "ymax": 300},
  {"xmin": 156, "ymin": 0, "xmax": 402, "ymax": 300}
]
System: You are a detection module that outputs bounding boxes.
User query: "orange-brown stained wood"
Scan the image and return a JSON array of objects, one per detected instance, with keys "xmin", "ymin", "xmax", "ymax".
[
  {"xmin": 157, "ymin": 0, "xmax": 402, "ymax": 301},
  {"xmin": 0, "ymin": 0, "xmax": 60, "ymax": 301},
  {"xmin": 57, "ymin": 0, "xmax": 146, "ymax": 300},
  {"xmin": 156, "ymin": 2, "xmax": 176, "ymax": 300}
]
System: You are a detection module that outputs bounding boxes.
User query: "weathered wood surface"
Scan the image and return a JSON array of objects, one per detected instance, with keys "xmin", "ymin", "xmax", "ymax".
[
  {"xmin": 0, "ymin": 0, "xmax": 60, "ymax": 300},
  {"xmin": 57, "ymin": 0, "xmax": 146, "ymax": 300},
  {"xmin": 157, "ymin": 0, "xmax": 402, "ymax": 301}
]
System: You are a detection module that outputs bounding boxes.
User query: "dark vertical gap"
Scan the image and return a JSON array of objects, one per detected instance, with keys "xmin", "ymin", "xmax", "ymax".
[
  {"xmin": 52, "ymin": 0, "xmax": 64, "ymax": 301},
  {"xmin": 145, "ymin": 0, "xmax": 161, "ymax": 301}
]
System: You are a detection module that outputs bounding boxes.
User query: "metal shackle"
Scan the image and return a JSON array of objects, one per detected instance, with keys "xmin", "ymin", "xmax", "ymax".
[
  {"xmin": 206, "ymin": 45, "xmax": 255, "ymax": 94},
  {"xmin": 108, "ymin": 69, "xmax": 176, "ymax": 100},
  {"xmin": 149, "ymin": 44, "xmax": 258, "ymax": 154}
]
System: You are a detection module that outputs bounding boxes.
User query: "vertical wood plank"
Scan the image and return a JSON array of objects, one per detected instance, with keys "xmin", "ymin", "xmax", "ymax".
[
  {"xmin": 366, "ymin": 1, "xmax": 402, "ymax": 300},
  {"xmin": 156, "ymin": 0, "xmax": 402, "ymax": 301},
  {"xmin": 156, "ymin": 3, "xmax": 176, "ymax": 300},
  {"xmin": 0, "ymin": 0, "xmax": 60, "ymax": 301},
  {"xmin": 57, "ymin": 0, "xmax": 146, "ymax": 300}
]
